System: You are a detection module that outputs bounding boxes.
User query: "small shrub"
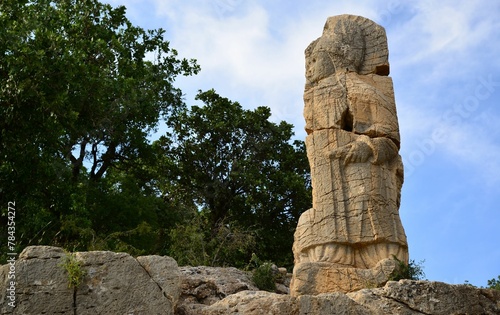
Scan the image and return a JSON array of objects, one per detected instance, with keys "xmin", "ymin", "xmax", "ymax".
[
  {"xmin": 487, "ymin": 276, "xmax": 500, "ymax": 290},
  {"xmin": 60, "ymin": 252, "xmax": 86, "ymax": 289},
  {"xmin": 389, "ymin": 255, "xmax": 426, "ymax": 281},
  {"xmin": 248, "ymin": 253, "xmax": 277, "ymax": 292}
]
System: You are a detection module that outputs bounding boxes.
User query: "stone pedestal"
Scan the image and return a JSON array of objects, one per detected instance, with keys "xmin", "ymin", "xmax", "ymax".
[{"xmin": 291, "ymin": 258, "xmax": 398, "ymax": 296}]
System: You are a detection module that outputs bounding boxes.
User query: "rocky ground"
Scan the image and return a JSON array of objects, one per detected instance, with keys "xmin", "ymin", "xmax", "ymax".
[{"xmin": 1, "ymin": 246, "xmax": 499, "ymax": 314}]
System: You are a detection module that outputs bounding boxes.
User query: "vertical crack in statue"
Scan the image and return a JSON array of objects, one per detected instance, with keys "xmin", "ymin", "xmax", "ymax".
[{"xmin": 290, "ymin": 14, "xmax": 409, "ymax": 295}]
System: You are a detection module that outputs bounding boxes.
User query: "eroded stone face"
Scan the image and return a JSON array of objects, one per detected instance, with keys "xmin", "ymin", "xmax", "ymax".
[{"xmin": 291, "ymin": 14, "xmax": 409, "ymax": 296}]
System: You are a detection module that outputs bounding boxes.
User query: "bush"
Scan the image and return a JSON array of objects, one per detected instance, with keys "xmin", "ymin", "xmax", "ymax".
[
  {"xmin": 389, "ymin": 255, "xmax": 426, "ymax": 281},
  {"xmin": 487, "ymin": 276, "xmax": 500, "ymax": 290},
  {"xmin": 248, "ymin": 254, "xmax": 277, "ymax": 292},
  {"xmin": 169, "ymin": 216, "xmax": 255, "ymax": 267}
]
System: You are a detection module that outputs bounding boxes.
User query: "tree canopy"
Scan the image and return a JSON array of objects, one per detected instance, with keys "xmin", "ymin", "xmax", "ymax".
[
  {"xmin": 0, "ymin": 0, "xmax": 199, "ymax": 250},
  {"xmin": 158, "ymin": 90, "xmax": 311, "ymax": 267},
  {"xmin": 0, "ymin": 0, "xmax": 311, "ymax": 269}
]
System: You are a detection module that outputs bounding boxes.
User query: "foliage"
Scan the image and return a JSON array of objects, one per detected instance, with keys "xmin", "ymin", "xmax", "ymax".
[
  {"xmin": 156, "ymin": 89, "xmax": 311, "ymax": 267},
  {"xmin": 462, "ymin": 280, "xmax": 476, "ymax": 288},
  {"xmin": 168, "ymin": 217, "xmax": 209, "ymax": 266},
  {"xmin": 0, "ymin": 1, "xmax": 311, "ymax": 270},
  {"xmin": 169, "ymin": 215, "xmax": 255, "ymax": 268},
  {"xmin": 247, "ymin": 254, "xmax": 277, "ymax": 292},
  {"xmin": 60, "ymin": 251, "xmax": 86, "ymax": 289},
  {"xmin": 0, "ymin": 0, "xmax": 198, "ymax": 255},
  {"xmin": 83, "ymin": 166, "xmax": 185, "ymax": 255},
  {"xmin": 389, "ymin": 255, "xmax": 426, "ymax": 281},
  {"xmin": 487, "ymin": 276, "xmax": 500, "ymax": 290}
]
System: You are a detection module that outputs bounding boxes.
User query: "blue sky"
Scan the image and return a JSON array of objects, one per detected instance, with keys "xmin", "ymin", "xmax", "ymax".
[{"xmin": 106, "ymin": 0, "xmax": 500, "ymax": 287}]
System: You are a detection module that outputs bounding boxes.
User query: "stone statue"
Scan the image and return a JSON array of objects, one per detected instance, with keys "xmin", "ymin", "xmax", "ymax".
[{"xmin": 290, "ymin": 15, "xmax": 409, "ymax": 295}]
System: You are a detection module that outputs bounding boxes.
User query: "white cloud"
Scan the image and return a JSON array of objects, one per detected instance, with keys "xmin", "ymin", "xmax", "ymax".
[
  {"xmin": 400, "ymin": 92, "xmax": 500, "ymax": 185},
  {"xmin": 440, "ymin": 116, "xmax": 500, "ymax": 185},
  {"xmin": 381, "ymin": 1, "xmax": 500, "ymax": 185},
  {"xmin": 111, "ymin": 0, "xmax": 500, "ymax": 180},
  {"xmin": 147, "ymin": 0, "xmax": 384, "ymax": 133},
  {"xmin": 389, "ymin": 1, "xmax": 500, "ymax": 69}
]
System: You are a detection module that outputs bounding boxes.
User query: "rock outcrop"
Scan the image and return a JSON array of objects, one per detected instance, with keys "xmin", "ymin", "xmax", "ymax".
[
  {"xmin": 0, "ymin": 246, "xmax": 180, "ymax": 314},
  {"xmin": 176, "ymin": 266, "xmax": 258, "ymax": 315},
  {"xmin": 348, "ymin": 280, "xmax": 500, "ymax": 315},
  {"xmin": 204, "ymin": 280, "xmax": 500, "ymax": 315},
  {"xmin": 1, "ymin": 246, "xmax": 499, "ymax": 314},
  {"xmin": 291, "ymin": 14, "xmax": 408, "ymax": 295}
]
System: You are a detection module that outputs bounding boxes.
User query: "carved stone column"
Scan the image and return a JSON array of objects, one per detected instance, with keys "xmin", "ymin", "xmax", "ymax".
[{"xmin": 291, "ymin": 14, "xmax": 408, "ymax": 296}]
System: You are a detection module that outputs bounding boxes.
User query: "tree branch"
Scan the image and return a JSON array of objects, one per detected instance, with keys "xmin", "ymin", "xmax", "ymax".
[
  {"xmin": 91, "ymin": 141, "xmax": 117, "ymax": 180},
  {"xmin": 90, "ymin": 142, "xmax": 99, "ymax": 177},
  {"xmin": 70, "ymin": 139, "xmax": 88, "ymax": 180}
]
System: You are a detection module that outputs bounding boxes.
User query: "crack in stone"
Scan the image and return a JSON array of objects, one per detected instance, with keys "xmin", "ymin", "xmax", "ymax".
[
  {"xmin": 135, "ymin": 258, "xmax": 170, "ymax": 302},
  {"xmin": 381, "ymin": 295, "xmax": 432, "ymax": 315},
  {"xmin": 72, "ymin": 287, "xmax": 77, "ymax": 315}
]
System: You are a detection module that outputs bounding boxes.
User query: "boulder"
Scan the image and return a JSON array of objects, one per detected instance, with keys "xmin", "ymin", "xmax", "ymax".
[
  {"xmin": 1, "ymin": 246, "xmax": 499, "ymax": 314},
  {"xmin": 202, "ymin": 291, "xmax": 296, "ymax": 315},
  {"xmin": 204, "ymin": 280, "xmax": 500, "ymax": 315},
  {"xmin": 177, "ymin": 266, "xmax": 258, "ymax": 315},
  {"xmin": 348, "ymin": 280, "xmax": 500, "ymax": 315},
  {"xmin": 0, "ymin": 246, "xmax": 180, "ymax": 315},
  {"xmin": 0, "ymin": 246, "xmax": 73, "ymax": 314},
  {"xmin": 76, "ymin": 250, "xmax": 179, "ymax": 314}
]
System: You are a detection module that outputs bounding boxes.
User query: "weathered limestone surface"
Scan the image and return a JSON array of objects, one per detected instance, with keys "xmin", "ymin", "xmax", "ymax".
[
  {"xmin": 176, "ymin": 266, "xmax": 258, "ymax": 315},
  {"xmin": 137, "ymin": 255, "xmax": 182, "ymax": 307},
  {"xmin": 1, "ymin": 246, "xmax": 499, "ymax": 314},
  {"xmin": 347, "ymin": 280, "xmax": 500, "ymax": 315},
  {"xmin": 292, "ymin": 258, "xmax": 397, "ymax": 296},
  {"xmin": 291, "ymin": 14, "xmax": 408, "ymax": 295},
  {"xmin": 0, "ymin": 246, "xmax": 180, "ymax": 315},
  {"xmin": 0, "ymin": 246, "xmax": 73, "ymax": 314},
  {"xmin": 176, "ymin": 265, "xmax": 291, "ymax": 314},
  {"xmin": 203, "ymin": 291, "xmax": 368, "ymax": 315},
  {"xmin": 203, "ymin": 281, "xmax": 500, "ymax": 315},
  {"xmin": 202, "ymin": 291, "xmax": 295, "ymax": 315}
]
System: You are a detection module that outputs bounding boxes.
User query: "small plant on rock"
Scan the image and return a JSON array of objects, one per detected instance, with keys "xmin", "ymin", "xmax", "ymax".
[
  {"xmin": 389, "ymin": 255, "xmax": 426, "ymax": 281},
  {"xmin": 60, "ymin": 251, "xmax": 86, "ymax": 289},
  {"xmin": 248, "ymin": 253, "xmax": 277, "ymax": 292}
]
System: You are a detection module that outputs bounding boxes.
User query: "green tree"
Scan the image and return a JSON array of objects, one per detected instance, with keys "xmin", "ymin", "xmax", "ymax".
[
  {"xmin": 0, "ymin": 0, "xmax": 199, "ymax": 254},
  {"xmin": 156, "ymin": 90, "xmax": 311, "ymax": 267}
]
